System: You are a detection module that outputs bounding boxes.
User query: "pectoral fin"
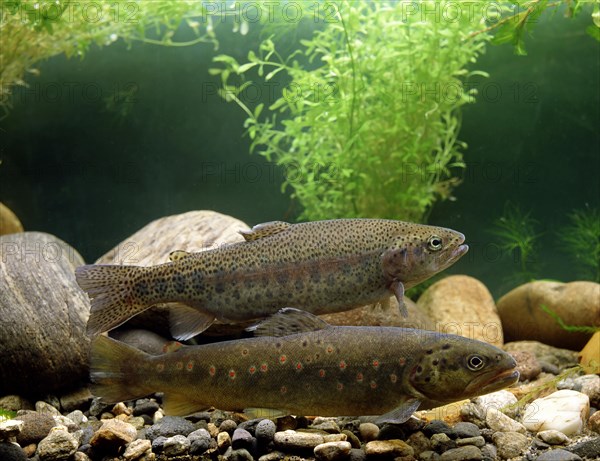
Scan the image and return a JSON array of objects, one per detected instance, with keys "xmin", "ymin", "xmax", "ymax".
[
  {"xmin": 374, "ymin": 399, "xmax": 421, "ymax": 425},
  {"xmin": 391, "ymin": 280, "xmax": 408, "ymax": 318},
  {"xmin": 239, "ymin": 221, "xmax": 291, "ymax": 241},
  {"xmin": 163, "ymin": 393, "xmax": 210, "ymax": 416},
  {"xmin": 169, "ymin": 303, "xmax": 216, "ymax": 341}
]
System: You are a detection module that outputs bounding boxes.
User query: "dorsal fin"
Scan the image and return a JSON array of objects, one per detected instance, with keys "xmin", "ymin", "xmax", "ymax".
[
  {"xmin": 169, "ymin": 250, "xmax": 191, "ymax": 262},
  {"xmin": 247, "ymin": 308, "xmax": 331, "ymax": 337},
  {"xmin": 239, "ymin": 221, "xmax": 291, "ymax": 241}
]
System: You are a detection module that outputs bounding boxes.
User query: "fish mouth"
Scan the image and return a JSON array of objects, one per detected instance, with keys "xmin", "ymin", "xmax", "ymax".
[{"xmin": 465, "ymin": 368, "xmax": 520, "ymax": 395}]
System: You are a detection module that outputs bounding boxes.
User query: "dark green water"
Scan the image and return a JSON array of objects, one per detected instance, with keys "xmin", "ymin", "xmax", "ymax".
[{"xmin": 1, "ymin": 8, "xmax": 598, "ymax": 298}]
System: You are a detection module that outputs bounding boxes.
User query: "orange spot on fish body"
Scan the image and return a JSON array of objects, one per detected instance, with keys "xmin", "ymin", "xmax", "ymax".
[
  {"xmin": 337, "ymin": 382, "xmax": 344, "ymax": 391},
  {"xmin": 229, "ymin": 369, "xmax": 236, "ymax": 380},
  {"xmin": 319, "ymin": 369, "xmax": 326, "ymax": 378},
  {"xmin": 176, "ymin": 362, "xmax": 183, "ymax": 370},
  {"xmin": 156, "ymin": 363, "xmax": 164, "ymax": 373},
  {"xmin": 390, "ymin": 373, "xmax": 398, "ymax": 383},
  {"xmin": 372, "ymin": 359, "xmax": 380, "ymax": 369},
  {"xmin": 187, "ymin": 361, "xmax": 194, "ymax": 371},
  {"xmin": 356, "ymin": 372, "xmax": 364, "ymax": 382},
  {"xmin": 296, "ymin": 362, "xmax": 303, "ymax": 371},
  {"xmin": 209, "ymin": 366, "xmax": 216, "ymax": 376},
  {"xmin": 370, "ymin": 381, "xmax": 377, "ymax": 389},
  {"xmin": 339, "ymin": 360, "xmax": 347, "ymax": 370},
  {"xmin": 326, "ymin": 346, "xmax": 334, "ymax": 354},
  {"xmin": 260, "ymin": 363, "xmax": 268, "ymax": 372},
  {"xmin": 399, "ymin": 357, "xmax": 406, "ymax": 366},
  {"xmin": 249, "ymin": 365, "xmax": 257, "ymax": 374},
  {"xmin": 280, "ymin": 386, "xmax": 287, "ymax": 394},
  {"xmin": 242, "ymin": 348, "xmax": 249, "ymax": 356},
  {"xmin": 279, "ymin": 355, "xmax": 287, "ymax": 364}
]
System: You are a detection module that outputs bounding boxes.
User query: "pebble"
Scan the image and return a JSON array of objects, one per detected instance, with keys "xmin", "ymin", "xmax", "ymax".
[
  {"xmin": 472, "ymin": 390, "xmax": 518, "ymax": 418},
  {"xmin": 37, "ymin": 427, "xmax": 78, "ymax": 461},
  {"xmin": 341, "ymin": 430, "xmax": 361, "ymax": 449},
  {"xmin": 491, "ymin": 431, "xmax": 528, "ymax": 459},
  {"xmin": 439, "ymin": 445, "xmax": 483, "ymax": 461},
  {"xmin": 358, "ymin": 422, "xmax": 379, "ymax": 441},
  {"xmin": 407, "ymin": 431, "xmax": 431, "ymax": 455},
  {"xmin": 565, "ymin": 436, "xmax": 600, "ymax": 459},
  {"xmin": 255, "ymin": 419, "xmax": 277, "ymax": 442},
  {"xmin": 0, "ymin": 442, "xmax": 27, "ymax": 461},
  {"xmin": 188, "ymin": 428, "xmax": 212, "ymax": 454},
  {"xmin": 485, "ymin": 408, "xmax": 526, "ymax": 433},
  {"xmin": 558, "ymin": 374, "xmax": 600, "ymax": 407},
  {"xmin": 456, "ymin": 436, "xmax": 485, "ymax": 448},
  {"xmin": 232, "ymin": 428, "xmax": 254, "ymax": 450},
  {"xmin": 274, "ymin": 430, "xmax": 324, "ymax": 449},
  {"xmin": 0, "ymin": 419, "xmax": 23, "ymax": 441},
  {"xmin": 145, "ymin": 416, "xmax": 195, "ymax": 440},
  {"xmin": 481, "ymin": 443, "xmax": 497, "ymax": 461},
  {"xmin": 89, "ymin": 419, "xmax": 137, "ymax": 450},
  {"xmin": 535, "ymin": 448, "xmax": 582, "ymax": 461},
  {"xmin": 162, "ymin": 434, "xmax": 190, "ymax": 456},
  {"xmin": 133, "ymin": 399, "xmax": 160, "ymax": 417},
  {"xmin": 522, "ymin": 390, "xmax": 590, "ymax": 435},
  {"xmin": 510, "ymin": 350, "xmax": 542, "ymax": 381},
  {"xmin": 227, "ymin": 447, "xmax": 254, "ymax": 461},
  {"xmin": 537, "ymin": 430, "xmax": 570, "ymax": 445},
  {"xmin": 453, "ymin": 422, "xmax": 480, "ymax": 439},
  {"xmin": 123, "ymin": 438, "xmax": 152, "ymax": 460},
  {"xmin": 65, "ymin": 410, "xmax": 86, "ymax": 426},
  {"xmin": 58, "ymin": 388, "xmax": 92, "ymax": 413},
  {"xmin": 364, "ymin": 439, "xmax": 414, "ymax": 457},
  {"xmin": 424, "ymin": 420, "xmax": 457, "ymax": 438},
  {"xmin": 430, "ymin": 433, "xmax": 456, "ymax": 453},
  {"xmin": 15, "ymin": 413, "xmax": 56, "ymax": 445},
  {"xmin": 314, "ymin": 441, "xmax": 352, "ymax": 461},
  {"xmin": 220, "ymin": 419, "xmax": 238, "ymax": 434},
  {"xmin": 588, "ymin": 410, "xmax": 600, "ymax": 433},
  {"xmin": 217, "ymin": 431, "xmax": 232, "ymax": 451},
  {"xmin": 0, "ymin": 395, "xmax": 33, "ymax": 412},
  {"xmin": 323, "ymin": 433, "xmax": 347, "ymax": 443},
  {"xmin": 36, "ymin": 402, "xmax": 61, "ymax": 417},
  {"xmin": 312, "ymin": 420, "xmax": 341, "ymax": 433}
]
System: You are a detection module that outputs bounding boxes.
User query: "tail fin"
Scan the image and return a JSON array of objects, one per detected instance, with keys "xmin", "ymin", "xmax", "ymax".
[
  {"xmin": 75, "ymin": 264, "xmax": 151, "ymax": 336},
  {"xmin": 90, "ymin": 335, "xmax": 154, "ymax": 404}
]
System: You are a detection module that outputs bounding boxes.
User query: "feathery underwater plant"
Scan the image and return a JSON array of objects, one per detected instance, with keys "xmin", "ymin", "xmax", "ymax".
[{"xmin": 557, "ymin": 206, "xmax": 600, "ymax": 283}]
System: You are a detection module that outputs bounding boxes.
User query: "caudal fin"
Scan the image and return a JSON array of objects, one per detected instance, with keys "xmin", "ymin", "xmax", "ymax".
[
  {"xmin": 75, "ymin": 264, "xmax": 151, "ymax": 336},
  {"xmin": 90, "ymin": 335, "xmax": 154, "ymax": 404}
]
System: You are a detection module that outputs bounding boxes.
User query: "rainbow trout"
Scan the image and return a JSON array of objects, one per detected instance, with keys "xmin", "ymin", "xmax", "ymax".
[
  {"xmin": 91, "ymin": 309, "xmax": 518, "ymax": 422},
  {"xmin": 76, "ymin": 219, "xmax": 468, "ymax": 340}
]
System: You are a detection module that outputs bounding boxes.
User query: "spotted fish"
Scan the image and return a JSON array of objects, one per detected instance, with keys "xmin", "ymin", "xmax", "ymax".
[
  {"xmin": 76, "ymin": 219, "xmax": 468, "ymax": 340},
  {"xmin": 90, "ymin": 309, "xmax": 518, "ymax": 422}
]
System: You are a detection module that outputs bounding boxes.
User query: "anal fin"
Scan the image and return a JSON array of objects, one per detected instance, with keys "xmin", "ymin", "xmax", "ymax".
[{"xmin": 168, "ymin": 302, "xmax": 215, "ymax": 341}]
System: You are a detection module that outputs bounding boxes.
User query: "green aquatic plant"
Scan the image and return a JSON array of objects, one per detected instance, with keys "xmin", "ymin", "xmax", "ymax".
[
  {"xmin": 490, "ymin": 202, "xmax": 542, "ymax": 283},
  {"xmin": 211, "ymin": 1, "xmax": 494, "ymax": 221},
  {"xmin": 0, "ymin": 408, "xmax": 16, "ymax": 421},
  {"xmin": 557, "ymin": 207, "xmax": 600, "ymax": 282},
  {"xmin": 0, "ymin": 0, "xmax": 221, "ymax": 116}
]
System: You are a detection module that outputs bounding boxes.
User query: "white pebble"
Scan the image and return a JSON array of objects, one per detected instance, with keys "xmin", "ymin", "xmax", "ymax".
[
  {"xmin": 485, "ymin": 408, "xmax": 526, "ymax": 433},
  {"xmin": 537, "ymin": 430, "xmax": 570, "ymax": 445},
  {"xmin": 473, "ymin": 390, "xmax": 518, "ymax": 418},
  {"xmin": 522, "ymin": 389, "xmax": 590, "ymax": 435},
  {"xmin": 274, "ymin": 430, "xmax": 324, "ymax": 449}
]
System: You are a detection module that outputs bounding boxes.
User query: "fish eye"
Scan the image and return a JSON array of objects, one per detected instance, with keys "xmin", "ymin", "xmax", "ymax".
[
  {"xmin": 427, "ymin": 235, "xmax": 443, "ymax": 251},
  {"xmin": 467, "ymin": 354, "xmax": 486, "ymax": 371}
]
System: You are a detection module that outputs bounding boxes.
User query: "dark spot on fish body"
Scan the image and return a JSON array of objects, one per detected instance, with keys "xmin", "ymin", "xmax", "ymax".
[
  {"xmin": 134, "ymin": 281, "xmax": 150, "ymax": 297},
  {"xmin": 154, "ymin": 278, "xmax": 167, "ymax": 295},
  {"xmin": 276, "ymin": 272, "xmax": 289, "ymax": 286},
  {"xmin": 173, "ymin": 273, "xmax": 186, "ymax": 294},
  {"xmin": 215, "ymin": 282, "xmax": 225, "ymax": 294},
  {"xmin": 326, "ymin": 274, "xmax": 335, "ymax": 287}
]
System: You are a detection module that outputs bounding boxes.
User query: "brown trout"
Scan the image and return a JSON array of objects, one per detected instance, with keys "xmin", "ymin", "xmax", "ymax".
[
  {"xmin": 76, "ymin": 219, "xmax": 468, "ymax": 340},
  {"xmin": 91, "ymin": 309, "xmax": 518, "ymax": 422}
]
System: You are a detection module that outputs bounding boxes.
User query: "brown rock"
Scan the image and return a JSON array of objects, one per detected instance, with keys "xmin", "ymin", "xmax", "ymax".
[
  {"xmin": 319, "ymin": 296, "xmax": 434, "ymax": 329},
  {"xmin": 95, "ymin": 210, "xmax": 249, "ymax": 337},
  {"xmin": 503, "ymin": 341, "xmax": 579, "ymax": 370},
  {"xmin": 90, "ymin": 419, "xmax": 137, "ymax": 450},
  {"xmin": 0, "ymin": 202, "xmax": 23, "ymax": 236},
  {"xmin": 16, "ymin": 412, "xmax": 56, "ymax": 445},
  {"xmin": 364, "ymin": 439, "xmax": 414, "ymax": 457},
  {"xmin": 497, "ymin": 281, "xmax": 599, "ymax": 350},
  {"xmin": 589, "ymin": 410, "xmax": 600, "ymax": 434},
  {"xmin": 417, "ymin": 275, "xmax": 503, "ymax": 347},
  {"xmin": 509, "ymin": 350, "xmax": 542, "ymax": 381},
  {"xmin": 0, "ymin": 232, "xmax": 90, "ymax": 396}
]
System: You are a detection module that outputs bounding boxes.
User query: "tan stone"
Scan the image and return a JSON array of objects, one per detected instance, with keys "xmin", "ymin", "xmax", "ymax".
[
  {"xmin": 0, "ymin": 202, "xmax": 24, "ymax": 236},
  {"xmin": 364, "ymin": 439, "xmax": 414, "ymax": 457},
  {"xmin": 497, "ymin": 281, "xmax": 599, "ymax": 350},
  {"xmin": 417, "ymin": 275, "xmax": 503, "ymax": 347}
]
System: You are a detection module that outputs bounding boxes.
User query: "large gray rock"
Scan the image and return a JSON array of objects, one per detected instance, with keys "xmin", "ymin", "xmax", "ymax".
[
  {"xmin": 0, "ymin": 232, "xmax": 90, "ymax": 396},
  {"xmin": 497, "ymin": 281, "xmax": 599, "ymax": 350}
]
